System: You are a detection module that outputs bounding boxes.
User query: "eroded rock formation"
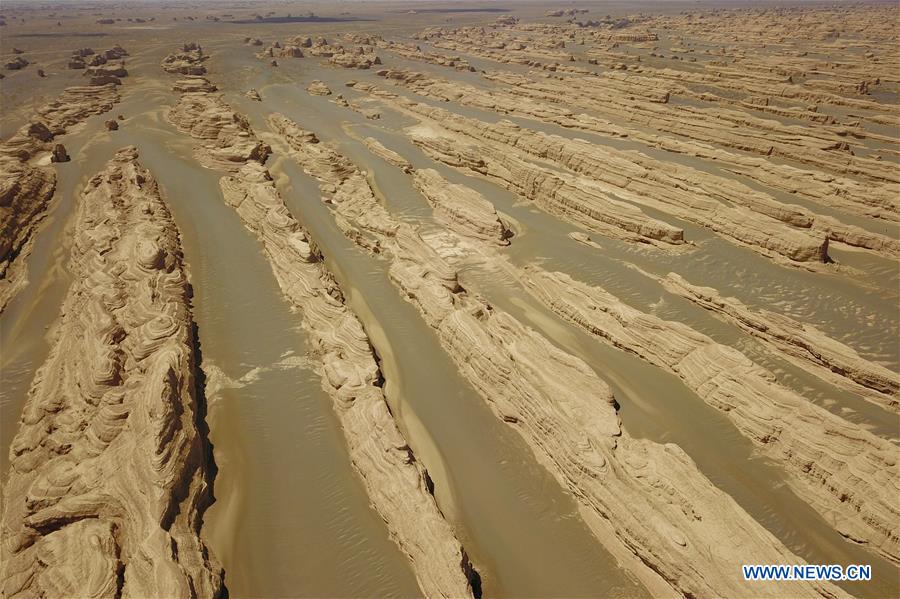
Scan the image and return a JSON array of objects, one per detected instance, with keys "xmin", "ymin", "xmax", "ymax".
[
  {"xmin": 269, "ymin": 112, "xmax": 848, "ymax": 598},
  {"xmin": 167, "ymin": 91, "xmax": 271, "ymax": 171},
  {"xmin": 661, "ymin": 273, "xmax": 899, "ymax": 412},
  {"xmin": 411, "ymin": 168, "xmax": 511, "ymax": 245},
  {"xmin": 306, "ymin": 80, "xmax": 332, "ymax": 96},
  {"xmin": 0, "ymin": 147, "xmax": 223, "ymax": 598},
  {"xmin": 1, "ymin": 70, "xmax": 125, "ymax": 312},
  {"xmin": 520, "ymin": 267, "xmax": 900, "ymax": 565},
  {"xmin": 164, "ymin": 52, "xmax": 477, "ymax": 597}
]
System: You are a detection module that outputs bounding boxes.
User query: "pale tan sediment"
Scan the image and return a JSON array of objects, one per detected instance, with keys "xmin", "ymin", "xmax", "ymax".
[
  {"xmin": 165, "ymin": 56, "xmax": 476, "ymax": 597},
  {"xmin": 659, "ymin": 272, "xmax": 899, "ymax": 413},
  {"xmin": 0, "ymin": 146, "xmax": 223, "ymax": 599},
  {"xmin": 269, "ymin": 112, "xmax": 848, "ymax": 598},
  {"xmin": 518, "ymin": 267, "xmax": 900, "ymax": 566}
]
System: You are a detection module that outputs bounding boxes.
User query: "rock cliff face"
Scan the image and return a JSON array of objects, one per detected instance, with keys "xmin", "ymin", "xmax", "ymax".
[
  {"xmin": 167, "ymin": 91, "xmax": 271, "ymax": 171},
  {"xmin": 0, "ymin": 156, "xmax": 56, "ymax": 312},
  {"xmin": 349, "ymin": 80, "xmax": 899, "ymax": 265},
  {"xmin": 403, "ymin": 121, "xmax": 685, "ymax": 247},
  {"xmin": 0, "ymin": 147, "xmax": 223, "ymax": 599},
  {"xmin": 165, "ymin": 55, "xmax": 476, "ymax": 597},
  {"xmin": 412, "ymin": 169, "xmax": 511, "ymax": 245},
  {"xmin": 520, "ymin": 267, "xmax": 900, "ymax": 565},
  {"xmin": 0, "ymin": 75, "xmax": 125, "ymax": 313},
  {"xmin": 270, "ymin": 112, "xmax": 846, "ymax": 598},
  {"xmin": 661, "ymin": 273, "xmax": 899, "ymax": 412}
]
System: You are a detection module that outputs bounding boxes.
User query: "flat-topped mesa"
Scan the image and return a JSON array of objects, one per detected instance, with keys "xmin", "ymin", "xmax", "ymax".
[
  {"xmin": 0, "ymin": 147, "xmax": 223, "ymax": 599},
  {"xmin": 661, "ymin": 273, "xmax": 900, "ymax": 412},
  {"xmin": 520, "ymin": 267, "xmax": 900, "ymax": 565},
  {"xmin": 167, "ymin": 92, "xmax": 271, "ymax": 171},
  {"xmin": 404, "ymin": 123, "xmax": 685, "ymax": 247},
  {"xmin": 269, "ymin": 113, "xmax": 846, "ymax": 598},
  {"xmin": 412, "ymin": 168, "xmax": 511, "ymax": 245}
]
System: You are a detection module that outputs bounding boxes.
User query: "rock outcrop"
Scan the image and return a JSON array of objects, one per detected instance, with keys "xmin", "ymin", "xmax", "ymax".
[
  {"xmin": 661, "ymin": 273, "xmax": 900, "ymax": 412},
  {"xmin": 218, "ymin": 162, "xmax": 476, "ymax": 598},
  {"xmin": 50, "ymin": 144, "xmax": 69, "ymax": 162},
  {"xmin": 353, "ymin": 78, "xmax": 900, "ymax": 264},
  {"xmin": 36, "ymin": 84, "xmax": 121, "ymax": 135},
  {"xmin": 520, "ymin": 267, "xmax": 900, "ymax": 565},
  {"xmin": 412, "ymin": 168, "xmax": 511, "ymax": 245},
  {"xmin": 167, "ymin": 92, "xmax": 271, "ymax": 171},
  {"xmin": 161, "ymin": 44, "xmax": 207, "ymax": 76},
  {"xmin": 405, "ymin": 120, "xmax": 685, "ymax": 248},
  {"xmin": 368, "ymin": 68, "xmax": 898, "ymax": 223},
  {"xmin": 0, "ymin": 74, "xmax": 125, "ymax": 312},
  {"xmin": 306, "ymin": 80, "xmax": 332, "ymax": 96},
  {"xmin": 164, "ymin": 50, "xmax": 477, "ymax": 597},
  {"xmin": 0, "ymin": 147, "xmax": 223, "ymax": 598},
  {"xmin": 270, "ymin": 112, "xmax": 848, "ymax": 598},
  {"xmin": 362, "ymin": 137, "xmax": 412, "ymax": 172},
  {"xmin": 0, "ymin": 156, "xmax": 56, "ymax": 312}
]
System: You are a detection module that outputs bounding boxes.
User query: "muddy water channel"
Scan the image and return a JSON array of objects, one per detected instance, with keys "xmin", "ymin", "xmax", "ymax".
[
  {"xmin": 2, "ymin": 69, "xmax": 423, "ymax": 597},
  {"xmin": 4, "ymin": 32, "xmax": 898, "ymax": 599},
  {"xmin": 220, "ymin": 49, "xmax": 899, "ymax": 596},
  {"xmin": 334, "ymin": 103, "xmax": 900, "ymax": 597},
  {"xmin": 217, "ymin": 55, "xmax": 648, "ymax": 597}
]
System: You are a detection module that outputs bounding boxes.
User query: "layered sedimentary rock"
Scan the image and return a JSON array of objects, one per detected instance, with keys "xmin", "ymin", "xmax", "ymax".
[
  {"xmin": 404, "ymin": 120, "xmax": 684, "ymax": 247},
  {"xmin": 0, "ymin": 147, "xmax": 223, "ymax": 598},
  {"xmin": 165, "ymin": 54, "xmax": 476, "ymax": 597},
  {"xmin": 0, "ymin": 155, "xmax": 56, "ymax": 312},
  {"xmin": 329, "ymin": 51, "xmax": 381, "ymax": 69},
  {"xmin": 172, "ymin": 76, "xmax": 217, "ymax": 93},
  {"xmin": 35, "ymin": 84, "xmax": 120, "ymax": 135},
  {"xmin": 0, "ymin": 73, "xmax": 124, "ymax": 312},
  {"xmin": 369, "ymin": 69, "xmax": 898, "ymax": 223},
  {"xmin": 411, "ymin": 168, "xmax": 511, "ymax": 245},
  {"xmin": 520, "ymin": 267, "xmax": 900, "ymax": 565},
  {"xmin": 397, "ymin": 97, "xmax": 896, "ymax": 258},
  {"xmin": 217, "ymin": 162, "xmax": 476, "ymax": 598},
  {"xmin": 362, "ymin": 136, "xmax": 412, "ymax": 172},
  {"xmin": 162, "ymin": 44, "xmax": 207, "ymax": 75},
  {"xmin": 661, "ymin": 273, "xmax": 899, "ymax": 412},
  {"xmin": 270, "ymin": 112, "xmax": 846, "ymax": 598},
  {"xmin": 306, "ymin": 80, "xmax": 332, "ymax": 96},
  {"xmin": 167, "ymin": 92, "xmax": 271, "ymax": 171}
]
